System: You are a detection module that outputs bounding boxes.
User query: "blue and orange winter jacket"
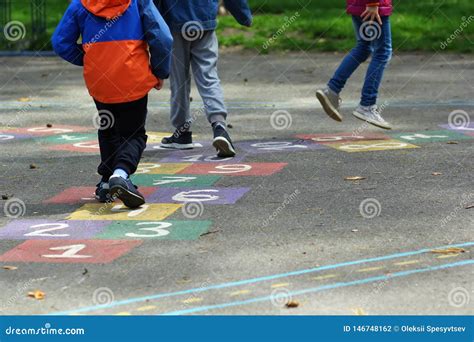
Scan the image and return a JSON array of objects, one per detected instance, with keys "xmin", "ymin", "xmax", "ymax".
[
  {"xmin": 52, "ymin": 0, "xmax": 173, "ymax": 104},
  {"xmin": 155, "ymin": 0, "xmax": 252, "ymax": 32}
]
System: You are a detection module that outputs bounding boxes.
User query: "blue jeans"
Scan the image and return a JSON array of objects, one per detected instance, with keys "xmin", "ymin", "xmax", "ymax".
[{"xmin": 328, "ymin": 16, "xmax": 392, "ymax": 107}]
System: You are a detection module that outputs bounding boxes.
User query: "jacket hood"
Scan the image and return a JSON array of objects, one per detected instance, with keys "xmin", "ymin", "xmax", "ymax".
[{"xmin": 81, "ymin": 0, "xmax": 131, "ymax": 19}]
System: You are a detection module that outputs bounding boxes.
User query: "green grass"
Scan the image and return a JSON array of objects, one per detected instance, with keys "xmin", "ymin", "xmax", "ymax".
[
  {"xmin": 1, "ymin": 0, "xmax": 68, "ymax": 50},
  {"xmin": 1, "ymin": 0, "xmax": 473, "ymax": 52},
  {"xmin": 217, "ymin": 0, "xmax": 474, "ymax": 53}
]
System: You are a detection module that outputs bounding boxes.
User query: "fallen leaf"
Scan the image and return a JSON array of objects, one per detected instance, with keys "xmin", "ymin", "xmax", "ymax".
[
  {"xmin": 17, "ymin": 97, "xmax": 31, "ymax": 102},
  {"xmin": 446, "ymin": 141, "xmax": 458, "ymax": 145},
  {"xmin": 27, "ymin": 290, "xmax": 45, "ymax": 300},
  {"xmin": 344, "ymin": 176, "xmax": 366, "ymax": 181},
  {"xmin": 431, "ymin": 247, "xmax": 466, "ymax": 255},
  {"xmin": 431, "ymin": 172, "xmax": 442, "ymax": 176},
  {"xmin": 2, "ymin": 266, "xmax": 17, "ymax": 270},
  {"xmin": 285, "ymin": 300, "xmax": 300, "ymax": 308},
  {"xmin": 352, "ymin": 308, "xmax": 367, "ymax": 315}
]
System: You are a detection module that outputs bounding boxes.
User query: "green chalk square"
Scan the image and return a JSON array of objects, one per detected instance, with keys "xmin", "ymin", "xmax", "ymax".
[
  {"xmin": 96, "ymin": 220, "xmax": 212, "ymax": 240},
  {"xmin": 35, "ymin": 133, "xmax": 97, "ymax": 144},
  {"xmin": 131, "ymin": 174, "xmax": 221, "ymax": 187},
  {"xmin": 389, "ymin": 130, "xmax": 473, "ymax": 143}
]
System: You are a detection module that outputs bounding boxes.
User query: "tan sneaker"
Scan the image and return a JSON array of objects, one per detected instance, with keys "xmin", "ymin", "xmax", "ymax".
[{"xmin": 316, "ymin": 88, "xmax": 343, "ymax": 122}]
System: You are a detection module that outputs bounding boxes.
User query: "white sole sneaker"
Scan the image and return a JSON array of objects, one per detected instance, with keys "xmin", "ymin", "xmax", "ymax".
[
  {"xmin": 212, "ymin": 136, "xmax": 236, "ymax": 158},
  {"xmin": 160, "ymin": 142, "xmax": 195, "ymax": 150},
  {"xmin": 352, "ymin": 110, "xmax": 392, "ymax": 130},
  {"xmin": 316, "ymin": 90, "xmax": 343, "ymax": 122}
]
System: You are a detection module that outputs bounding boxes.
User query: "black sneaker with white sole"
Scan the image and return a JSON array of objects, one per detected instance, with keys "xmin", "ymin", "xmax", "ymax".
[
  {"xmin": 212, "ymin": 124, "xmax": 236, "ymax": 158},
  {"xmin": 160, "ymin": 129, "xmax": 194, "ymax": 150},
  {"xmin": 95, "ymin": 182, "xmax": 112, "ymax": 203},
  {"xmin": 109, "ymin": 176, "xmax": 145, "ymax": 209}
]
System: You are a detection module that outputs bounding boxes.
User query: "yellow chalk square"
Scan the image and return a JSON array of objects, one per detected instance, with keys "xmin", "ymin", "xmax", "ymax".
[
  {"xmin": 326, "ymin": 139, "xmax": 419, "ymax": 152},
  {"xmin": 67, "ymin": 203, "xmax": 181, "ymax": 221},
  {"xmin": 135, "ymin": 162, "xmax": 192, "ymax": 175},
  {"xmin": 146, "ymin": 132, "xmax": 173, "ymax": 144},
  {"xmin": 147, "ymin": 132, "xmax": 198, "ymax": 144}
]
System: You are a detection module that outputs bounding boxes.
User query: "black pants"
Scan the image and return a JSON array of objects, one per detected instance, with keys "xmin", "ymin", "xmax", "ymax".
[{"xmin": 94, "ymin": 95, "xmax": 148, "ymax": 182}]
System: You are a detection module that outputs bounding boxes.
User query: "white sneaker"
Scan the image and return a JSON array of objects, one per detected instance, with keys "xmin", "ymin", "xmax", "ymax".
[{"xmin": 352, "ymin": 105, "xmax": 392, "ymax": 130}]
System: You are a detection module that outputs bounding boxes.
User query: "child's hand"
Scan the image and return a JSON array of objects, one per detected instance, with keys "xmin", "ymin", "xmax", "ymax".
[
  {"xmin": 361, "ymin": 6, "xmax": 382, "ymax": 25},
  {"xmin": 154, "ymin": 78, "xmax": 164, "ymax": 90}
]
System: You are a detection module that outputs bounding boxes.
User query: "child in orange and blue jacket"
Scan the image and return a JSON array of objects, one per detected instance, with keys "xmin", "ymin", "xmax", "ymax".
[{"xmin": 52, "ymin": 0, "xmax": 173, "ymax": 208}]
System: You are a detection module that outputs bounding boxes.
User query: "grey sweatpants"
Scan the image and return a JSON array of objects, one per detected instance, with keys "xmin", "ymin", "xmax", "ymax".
[{"xmin": 170, "ymin": 30, "xmax": 227, "ymax": 129}]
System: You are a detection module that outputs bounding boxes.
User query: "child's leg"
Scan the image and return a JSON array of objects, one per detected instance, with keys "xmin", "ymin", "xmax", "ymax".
[
  {"xmin": 360, "ymin": 16, "xmax": 392, "ymax": 106},
  {"xmin": 94, "ymin": 101, "xmax": 121, "ymax": 182},
  {"xmin": 113, "ymin": 95, "xmax": 148, "ymax": 177},
  {"xmin": 189, "ymin": 30, "xmax": 228, "ymax": 126},
  {"xmin": 170, "ymin": 32, "xmax": 193, "ymax": 129},
  {"xmin": 327, "ymin": 16, "xmax": 373, "ymax": 95}
]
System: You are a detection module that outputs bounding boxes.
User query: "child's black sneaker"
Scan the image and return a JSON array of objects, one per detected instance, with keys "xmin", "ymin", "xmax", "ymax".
[
  {"xmin": 95, "ymin": 182, "xmax": 111, "ymax": 203},
  {"xmin": 161, "ymin": 129, "xmax": 194, "ymax": 150},
  {"xmin": 109, "ymin": 176, "xmax": 145, "ymax": 209},
  {"xmin": 212, "ymin": 123, "xmax": 236, "ymax": 158}
]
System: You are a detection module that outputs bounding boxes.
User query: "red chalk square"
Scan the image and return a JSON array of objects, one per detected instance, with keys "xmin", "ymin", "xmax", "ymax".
[
  {"xmin": 295, "ymin": 133, "xmax": 390, "ymax": 144},
  {"xmin": 4, "ymin": 125, "xmax": 92, "ymax": 136},
  {"xmin": 43, "ymin": 186, "xmax": 157, "ymax": 204},
  {"xmin": 0, "ymin": 240, "xmax": 142, "ymax": 264},
  {"xmin": 179, "ymin": 163, "xmax": 287, "ymax": 176},
  {"xmin": 48, "ymin": 140, "xmax": 100, "ymax": 153}
]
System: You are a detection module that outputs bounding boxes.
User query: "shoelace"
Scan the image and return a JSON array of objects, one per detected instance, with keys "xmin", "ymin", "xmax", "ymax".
[{"xmin": 370, "ymin": 107, "xmax": 384, "ymax": 121}]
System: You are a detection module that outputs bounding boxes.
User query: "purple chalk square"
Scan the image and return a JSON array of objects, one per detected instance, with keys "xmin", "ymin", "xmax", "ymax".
[
  {"xmin": 0, "ymin": 133, "xmax": 32, "ymax": 142},
  {"xmin": 439, "ymin": 123, "xmax": 474, "ymax": 134},
  {"xmin": 160, "ymin": 149, "xmax": 246, "ymax": 163},
  {"xmin": 146, "ymin": 140, "xmax": 212, "ymax": 152},
  {"xmin": 236, "ymin": 140, "xmax": 327, "ymax": 154},
  {"xmin": 147, "ymin": 187, "xmax": 251, "ymax": 205},
  {"xmin": 0, "ymin": 219, "xmax": 109, "ymax": 240}
]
